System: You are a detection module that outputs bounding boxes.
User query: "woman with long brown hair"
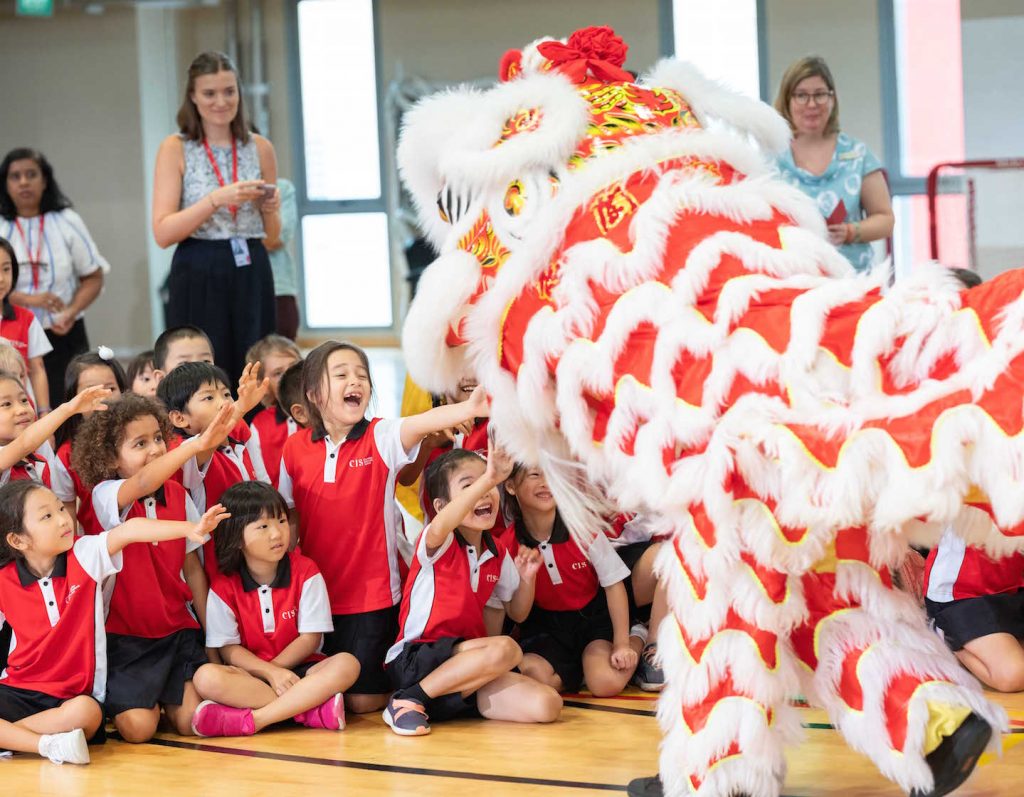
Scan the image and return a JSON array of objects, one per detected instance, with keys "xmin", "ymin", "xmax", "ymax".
[{"xmin": 152, "ymin": 51, "xmax": 280, "ymax": 384}]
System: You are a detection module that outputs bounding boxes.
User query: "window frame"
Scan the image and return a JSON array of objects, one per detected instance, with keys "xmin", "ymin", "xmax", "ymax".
[{"xmin": 285, "ymin": 0, "xmax": 398, "ymax": 339}]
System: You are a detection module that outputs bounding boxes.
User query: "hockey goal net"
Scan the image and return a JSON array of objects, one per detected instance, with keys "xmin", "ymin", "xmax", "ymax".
[{"xmin": 928, "ymin": 158, "xmax": 1024, "ymax": 279}]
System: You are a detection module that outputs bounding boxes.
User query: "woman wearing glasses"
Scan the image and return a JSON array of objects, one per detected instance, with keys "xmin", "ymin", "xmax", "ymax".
[{"xmin": 773, "ymin": 56, "xmax": 894, "ymax": 272}]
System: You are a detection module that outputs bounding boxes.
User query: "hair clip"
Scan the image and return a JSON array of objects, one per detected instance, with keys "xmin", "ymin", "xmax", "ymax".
[{"xmin": 97, "ymin": 345, "xmax": 114, "ymax": 361}]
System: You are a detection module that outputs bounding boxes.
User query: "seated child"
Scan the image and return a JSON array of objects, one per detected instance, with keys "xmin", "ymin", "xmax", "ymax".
[
  {"xmin": 152, "ymin": 325, "xmax": 214, "ymax": 384},
  {"xmin": 127, "ymin": 350, "xmax": 157, "ymax": 397},
  {"xmin": 0, "ymin": 373, "xmax": 107, "ymax": 518},
  {"xmin": 605, "ymin": 513, "xmax": 669, "ymax": 692},
  {"xmin": 157, "ymin": 362, "xmax": 271, "ymax": 572},
  {"xmin": 244, "ymin": 336, "xmax": 302, "ymax": 488},
  {"xmin": 72, "ymin": 394, "xmax": 238, "ymax": 742},
  {"xmin": 188, "ymin": 481, "xmax": 360, "ymax": 737},
  {"xmin": 54, "ymin": 350, "xmax": 128, "ymax": 534},
  {"xmin": 0, "ymin": 238, "xmax": 51, "ymax": 406},
  {"xmin": 383, "ymin": 447, "xmax": 562, "ymax": 736},
  {"xmin": 504, "ymin": 465, "xmax": 642, "ymax": 696},
  {"xmin": 925, "ymin": 505, "xmax": 1024, "ymax": 692},
  {"xmin": 0, "ymin": 481, "xmax": 225, "ymax": 758},
  {"xmin": 398, "ymin": 373, "xmax": 488, "ymax": 521}
]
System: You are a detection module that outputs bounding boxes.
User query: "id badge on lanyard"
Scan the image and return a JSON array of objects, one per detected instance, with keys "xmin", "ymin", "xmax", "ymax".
[
  {"xmin": 230, "ymin": 237, "xmax": 251, "ymax": 267},
  {"xmin": 204, "ymin": 138, "xmax": 250, "ymax": 268}
]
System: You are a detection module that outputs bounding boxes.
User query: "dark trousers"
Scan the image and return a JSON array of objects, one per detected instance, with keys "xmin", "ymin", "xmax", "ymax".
[
  {"xmin": 275, "ymin": 295, "xmax": 300, "ymax": 340},
  {"xmin": 44, "ymin": 317, "xmax": 89, "ymax": 409},
  {"xmin": 167, "ymin": 237, "xmax": 276, "ymax": 386}
]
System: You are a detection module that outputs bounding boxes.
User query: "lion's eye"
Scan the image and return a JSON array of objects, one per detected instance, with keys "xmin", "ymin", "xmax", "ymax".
[{"xmin": 503, "ymin": 180, "xmax": 526, "ymax": 217}]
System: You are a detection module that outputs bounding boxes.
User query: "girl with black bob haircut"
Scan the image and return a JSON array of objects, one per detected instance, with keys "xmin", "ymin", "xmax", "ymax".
[
  {"xmin": 187, "ymin": 480, "xmax": 360, "ymax": 738},
  {"xmin": 212, "ymin": 480, "xmax": 289, "ymax": 575}
]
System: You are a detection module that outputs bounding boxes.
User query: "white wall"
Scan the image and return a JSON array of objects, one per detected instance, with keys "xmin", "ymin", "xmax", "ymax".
[{"xmin": 1, "ymin": 7, "xmax": 152, "ymax": 351}]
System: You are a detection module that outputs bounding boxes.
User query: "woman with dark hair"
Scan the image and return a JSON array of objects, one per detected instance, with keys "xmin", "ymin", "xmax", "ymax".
[
  {"xmin": 0, "ymin": 148, "xmax": 109, "ymax": 410},
  {"xmin": 773, "ymin": 56, "xmax": 894, "ymax": 273},
  {"xmin": 152, "ymin": 51, "xmax": 280, "ymax": 385}
]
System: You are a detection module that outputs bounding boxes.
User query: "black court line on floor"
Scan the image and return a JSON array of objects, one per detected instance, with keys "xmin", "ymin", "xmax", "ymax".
[
  {"xmin": 563, "ymin": 701, "xmax": 1024, "ymax": 736},
  {"xmin": 145, "ymin": 736, "xmax": 626, "ymax": 791}
]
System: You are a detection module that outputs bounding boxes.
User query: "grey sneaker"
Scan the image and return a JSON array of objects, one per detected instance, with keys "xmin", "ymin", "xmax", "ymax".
[
  {"xmin": 632, "ymin": 642, "xmax": 665, "ymax": 692},
  {"xmin": 38, "ymin": 729, "xmax": 90, "ymax": 765}
]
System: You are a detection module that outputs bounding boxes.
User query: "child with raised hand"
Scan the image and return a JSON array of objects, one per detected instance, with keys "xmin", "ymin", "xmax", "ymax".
[
  {"xmin": 398, "ymin": 373, "xmax": 489, "ymax": 522},
  {"xmin": 0, "ymin": 239, "xmax": 51, "ymax": 408},
  {"xmin": 187, "ymin": 481, "xmax": 360, "ymax": 737},
  {"xmin": 278, "ymin": 341, "xmax": 497, "ymax": 715},
  {"xmin": 244, "ymin": 335, "xmax": 302, "ymax": 489},
  {"xmin": 53, "ymin": 350, "xmax": 128, "ymax": 534},
  {"xmin": 0, "ymin": 480, "xmax": 226, "ymax": 760},
  {"xmin": 504, "ymin": 465, "xmax": 642, "ymax": 696},
  {"xmin": 72, "ymin": 394, "xmax": 237, "ymax": 743},
  {"xmin": 0, "ymin": 375, "xmax": 109, "ymax": 522},
  {"xmin": 383, "ymin": 446, "xmax": 562, "ymax": 737},
  {"xmin": 157, "ymin": 362, "xmax": 271, "ymax": 550},
  {"xmin": 126, "ymin": 350, "xmax": 157, "ymax": 397}
]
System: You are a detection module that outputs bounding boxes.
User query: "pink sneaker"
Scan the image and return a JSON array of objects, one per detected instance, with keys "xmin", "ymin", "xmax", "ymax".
[
  {"xmin": 191, "ymin": 700, "xmax": 256, "ymax": 738},
  {"xmin": 294, "ymin": 693, "xmax": 346, "ymax": 731}
]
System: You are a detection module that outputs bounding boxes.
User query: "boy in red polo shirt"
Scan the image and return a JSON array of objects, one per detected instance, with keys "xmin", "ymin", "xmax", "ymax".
[
  {"xmin": 383, "ymin": 447, "xmax": 562, "ymax": 736},
  {"xmin": 158, "ymin": 361, "xmax": 270, "ymax": 578}
]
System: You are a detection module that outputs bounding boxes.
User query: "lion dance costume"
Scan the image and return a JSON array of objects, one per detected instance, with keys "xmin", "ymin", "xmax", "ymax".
[{"xmin": 398, "ymin": 26, "xmax": 1022, "ymax": 797}]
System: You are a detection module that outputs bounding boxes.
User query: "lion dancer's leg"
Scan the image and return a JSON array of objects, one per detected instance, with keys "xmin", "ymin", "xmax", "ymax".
[
  {"xmin": 792, "ymin": 528, "xmax": 1006, "ymax": 797},
  {"xmin": 631, "ymin": 504, "xmax": 807, "ymax": 797}
]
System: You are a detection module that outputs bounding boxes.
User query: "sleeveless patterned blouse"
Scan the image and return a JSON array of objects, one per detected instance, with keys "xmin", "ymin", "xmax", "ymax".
[{"xmin": 180, "ymin": 135, "xmax": 265, "ymax": 240}]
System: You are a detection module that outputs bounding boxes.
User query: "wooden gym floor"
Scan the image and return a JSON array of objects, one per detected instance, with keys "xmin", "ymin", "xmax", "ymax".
[{"xmin": 6, "ymin": 688, "xmax": 1024, "ymax": 796}]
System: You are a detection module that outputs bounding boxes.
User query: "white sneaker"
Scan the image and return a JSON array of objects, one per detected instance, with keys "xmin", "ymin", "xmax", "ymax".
[{"xmin": 38, "ymin": 729, "xmax": 90, "ymax": 765}]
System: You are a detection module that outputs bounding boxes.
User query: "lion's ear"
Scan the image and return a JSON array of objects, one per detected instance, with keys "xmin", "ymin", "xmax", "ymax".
[{"xmin": 499, "ymin": 49, "xmax": 523, "ymax": 82}]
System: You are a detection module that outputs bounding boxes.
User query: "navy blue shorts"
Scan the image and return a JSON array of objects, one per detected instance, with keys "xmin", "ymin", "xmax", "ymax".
[
  {"xmin": 0, "ymin": 684, "xmax": 105, "ymax": 743},
  {"xmin": 105, "ymin": 628, "xmax": 208, "ymax": 717},
  {"xmin": 387, "ymin": 637, "xmax": 479, "ymax": 722},
  {"xmin": 323, "ymin": 605, "xmax": 399, "ymax": 695}
]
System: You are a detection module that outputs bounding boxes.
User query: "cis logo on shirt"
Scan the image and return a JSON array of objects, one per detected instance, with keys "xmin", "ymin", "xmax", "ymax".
[
  {"xmin": 571, "ymin": 561, "xmax": 589, "ymax": 571},
  {"xmin": 65, "ymin": 584, "xmax": 81, "ymax": 605},
  {"xmin": 486, "ymin": 574, "xmax": 499, "ymax": 583},
  {"xmin": 349, "ymin": 456, "xmax": 374, "ymax": 468},
  {"xmin": 281, "ymin": 608, "xmax": 297, "ymax": 621}
]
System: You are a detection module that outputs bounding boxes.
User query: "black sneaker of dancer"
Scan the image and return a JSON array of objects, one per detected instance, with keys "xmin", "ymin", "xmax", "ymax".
[{"xmin": 910, "ymin": 712, "xmax": 992, "ymax": 797}]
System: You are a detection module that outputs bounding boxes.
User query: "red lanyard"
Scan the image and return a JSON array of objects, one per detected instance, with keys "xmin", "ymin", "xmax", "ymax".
[
  {"xmin": 13, "ymin": 215, "xmax": 45, "ymax": 290},
  {"xmin": 202, "ymin": 138, "xmax": 238, "ymax": 219}
]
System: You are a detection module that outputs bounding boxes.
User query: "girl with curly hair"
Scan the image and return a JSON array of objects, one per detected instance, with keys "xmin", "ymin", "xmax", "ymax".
[{"xmin": 71, "ymin": 393, "xmax": 236, "ymax": 744}]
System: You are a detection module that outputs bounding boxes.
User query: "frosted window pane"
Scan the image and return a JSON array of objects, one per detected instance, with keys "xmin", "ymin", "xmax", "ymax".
[
  {"xmin": 298, "ymin": 0, "xmax": 381, "ymax": 200},
  {"xmin": 302, "ymin": 213, "xmax": 392, "ymax": 328},
  {"xmin": 673, "ymin": 0, "xmax": 760, "ymax": 99}
]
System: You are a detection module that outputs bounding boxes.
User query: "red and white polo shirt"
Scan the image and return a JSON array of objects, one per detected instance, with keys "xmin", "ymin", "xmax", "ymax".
[
  {"xmin": 182, "ymin": 436, "xmax": 267, "ymax": 578},
  {"xmin": 279, "ymin": 418, "xmax": 418, "ymax": 616},
  {"xmin": 507, "ymin": 520, "xmax": 629, "ymax": 611},
  {"xmin": 0, "ymin": 533, "xmax": 121, "ymax": 700},
  {"xmin": 0, "ymin": 304, "xmax": 52, "ymax": 371},
  {"xmin": 57, "ymin": 440, "xmax": 100, "ymax": 535},
  {"xmin": 246, "ymin": 405, "xmax": 298, "ymax": 490},
  {"xmin": 386, "ymin": 527, "xmax": 519, "ymax": 664},
  {"xmin": 92, "ymin": 478, "xmax": 203, "ymax": 638},
  {"xmin": 0, "ymin": 440, "xmax": 74, "ymax": 502},
  {"xmin": 205, "ymin": 550, "xmax": 333, "ymax": 663},
  {"xmin": 924, "ymin": 506, "xmax": 1024, "ymax": 602}
]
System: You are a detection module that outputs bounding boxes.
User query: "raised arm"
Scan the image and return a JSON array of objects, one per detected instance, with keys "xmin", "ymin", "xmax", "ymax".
[
  {"xmin": 106, "ymin": 503, "xmax": 229, "ymax": 557},
  {"xmin": 399, "ymin": 385, "xmax": 489, "ymax": 453},
  {"xmin": 425, "ymin": 445, "xmax": 512, "ymax": 554},
  {"xmin": 0, "ymin": 385, "xmax": 110, "ymax": 472},
  {"xmin": 116, "ymin": 402, "xmax": 235, "ymax": 510}
]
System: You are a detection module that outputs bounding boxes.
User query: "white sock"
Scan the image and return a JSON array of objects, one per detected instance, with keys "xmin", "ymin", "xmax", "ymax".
[{"xmin": 629, "ymin": 622, "xmax": 649, "ymax": 645}]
